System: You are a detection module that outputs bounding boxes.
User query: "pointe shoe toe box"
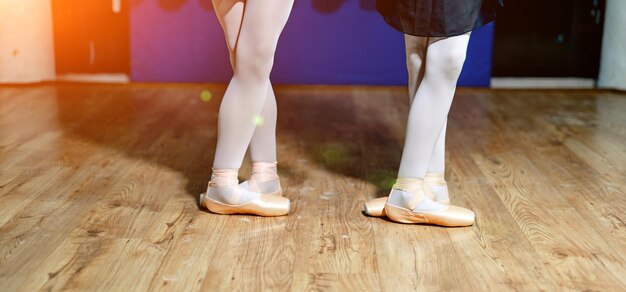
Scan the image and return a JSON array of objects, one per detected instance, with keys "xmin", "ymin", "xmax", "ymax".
[
  {"xmin": 252, "ymin": 194, "xmax": 291, "ymax": 216},
  {"xmin": 364, "ymin": 197, "xmax": 388, "ymax": 217},
  {"xmin": 429, "ymin": 205, "xmax": 475, "ymax": 226}
]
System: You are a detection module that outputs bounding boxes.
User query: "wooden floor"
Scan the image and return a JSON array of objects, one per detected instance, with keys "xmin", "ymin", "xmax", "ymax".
[{"xmin": 0, "ymin": 84, "xmax": 625, "ymax": 291}]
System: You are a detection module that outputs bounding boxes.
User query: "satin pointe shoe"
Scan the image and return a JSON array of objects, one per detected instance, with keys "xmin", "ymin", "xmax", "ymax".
[
  {"xmin": 199, "ymin": 168, "xmax": 290, "ymax": 216},
  {"xmin": 239, "ymin": 162, "xmax": 283, "ymax": 197},
  {"xmin": 364, "ymin": 172, "xmax": 450, "ymax": 217},
  {"xmin": 382, "ymin": 177, "xmax": 474, "ymax": 227}
]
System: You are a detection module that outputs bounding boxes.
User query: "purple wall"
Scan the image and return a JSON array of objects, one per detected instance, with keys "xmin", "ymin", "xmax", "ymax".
[{"xmin": 130, "ymin": 0, "xmax": 494, "ymax": 86}]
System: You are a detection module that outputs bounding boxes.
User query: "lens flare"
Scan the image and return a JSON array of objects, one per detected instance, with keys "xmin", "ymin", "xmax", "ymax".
[
  {"xmin": 200, "ymin": 90, "xmax": 212, "ymax": 102},
  {"xmin": 366, "ymin": 169, "xmax": 397, "ymax": 190},
  {"xmin": 253, "ymin": 115, "xmax": 264, "ymax": 126}
]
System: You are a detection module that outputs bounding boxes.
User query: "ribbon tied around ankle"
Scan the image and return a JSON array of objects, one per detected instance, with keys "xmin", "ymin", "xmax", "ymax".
[
  {"xmin": 393, "ymin": 177, "xmax": 425, "ymax": 210},
  {"xmin": 208, "ymin": 168, "xmax": 239, "ymax": 188}
]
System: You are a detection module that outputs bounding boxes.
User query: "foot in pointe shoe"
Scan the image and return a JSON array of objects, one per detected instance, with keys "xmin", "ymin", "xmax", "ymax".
[
  {"xmin": 199, "ymin": 168, "xmax": 289, "ymax": 217},
  {"xmin": 379, "ymin": 177, "xmax": 474, "ymax": 227},
  {"xmin": 364, "ymin": 172, "xmax": 450, "ymax": 217},
  {"xmin": 239, "ymin": 162, "xmax": 283, "ymax": 197}
]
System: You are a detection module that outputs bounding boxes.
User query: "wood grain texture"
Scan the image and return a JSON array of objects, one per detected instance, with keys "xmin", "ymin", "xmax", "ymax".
[{"xmin": 0, "ymin": 84, "xmax": 625, "ymax": 291}]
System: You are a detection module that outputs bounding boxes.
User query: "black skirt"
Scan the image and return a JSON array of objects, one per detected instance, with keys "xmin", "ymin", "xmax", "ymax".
[{"xmin": 376, "ymin": 0, "xmax": 502, "ymax": 37}]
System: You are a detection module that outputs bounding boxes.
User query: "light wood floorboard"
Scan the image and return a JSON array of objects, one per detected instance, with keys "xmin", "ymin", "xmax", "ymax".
[{"xmin": 0, "ymin": 84, "xmax": 625, "ymax": 291}]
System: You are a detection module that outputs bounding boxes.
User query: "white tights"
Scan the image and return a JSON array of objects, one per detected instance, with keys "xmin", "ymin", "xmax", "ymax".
[
  {"xmin": 211, "ymin": 0, "xmax": 294, "ymax": 169},
  {"xmin": 208, "ymin": 0, "xmax": 293, "ymax": 204},
  {"xmin": 388, "ymin": 33, "xmax": 471, "ymax": 211}
]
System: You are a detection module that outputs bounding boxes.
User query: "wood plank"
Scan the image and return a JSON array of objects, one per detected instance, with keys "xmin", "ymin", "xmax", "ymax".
[
  {"xmin": 465, "ymin": 90, "xmax": 626, "ymax": 289},
  {"xmin": 0, "ymin": 84, "xmax": 624, "ymax": 291}
]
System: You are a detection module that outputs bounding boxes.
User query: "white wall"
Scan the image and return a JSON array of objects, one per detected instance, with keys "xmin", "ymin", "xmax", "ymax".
[
  {"xmin": 0, "ymin": 0, "xmax": 56, "ymax": 83},
  {"xmin": 598, "ymin": 0, "xmax": 626, "ymax": 90}
]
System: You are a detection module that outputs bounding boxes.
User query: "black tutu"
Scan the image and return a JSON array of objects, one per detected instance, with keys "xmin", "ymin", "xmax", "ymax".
[{"xmin": 376, "ymin": 0, "xmax": 502, "ymax": 37}]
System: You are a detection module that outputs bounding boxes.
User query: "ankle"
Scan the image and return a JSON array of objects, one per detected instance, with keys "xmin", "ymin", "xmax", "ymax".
[
  {"xmin": 424, "ymin": 172, "xmax": 449, "ymax": 202},
  {"xmin": 393, "ymin": 177, "xmax": 424, "ymax": 193},
  {"xmin": 424, "ymin": 172, "xmax": 446, "ymax": 186},
  {"xmin": 209, "ymin": 168, "xmax": 239, "ymax": 188},
  {"xmin": 250, "ymin": 161, "xmax": 279, "ymax": 182},
  {"xmin": 389, "ymin": 177, "xmax": 425, "ymax": 209},
  {"xmin": 241, "ymin": 162, "xmax": 281, "ymax": 194},
  {"xmin": 208, "ymin": 168, "xmax": 265, "ymax": 205}
]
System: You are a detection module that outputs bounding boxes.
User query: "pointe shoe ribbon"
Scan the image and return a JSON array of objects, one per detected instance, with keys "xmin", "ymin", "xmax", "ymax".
[
  {"xmin": 209, "ymin": 168, "xmax": 239, "ymax": 185},
  {"xmin": 424, "ymin": 172, "xmax": 446, "ymax": 186},
  {"xmin": 250, "ymin": 162, "xmax": 279, "ymax": 181},
  {"xmin": 391, "ymin": 177, "xmax": 425, "ymax": 210},
  {"xmin": 207, "ymin": 168, "xmax": 241, "ymax": 203}
]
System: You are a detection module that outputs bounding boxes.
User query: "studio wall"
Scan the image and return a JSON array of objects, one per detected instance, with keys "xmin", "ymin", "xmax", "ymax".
[
  {"xmin": 599, "ymin": 0, "xmax": 626, "ymax": 90},
  {"xmin": 130, "ymin": 0, "xmax": 494, "ymax": 86},
  {"xmin": 0, "ymin": 0, "xmax": 56, "ymax": 83}
]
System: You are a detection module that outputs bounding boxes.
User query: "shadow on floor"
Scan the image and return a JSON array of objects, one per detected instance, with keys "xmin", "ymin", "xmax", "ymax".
[{"xmin": 52, "ymin": 84, "xmax": 405, "ymax": 201}]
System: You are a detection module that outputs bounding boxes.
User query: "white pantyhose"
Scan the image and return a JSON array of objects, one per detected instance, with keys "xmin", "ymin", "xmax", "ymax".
[
  {"xmin": 390, "ymin": 33, "xmax": 471, "ymax": 212},
  {"xmin": 208, "ymin": 0, "xmax": 294, "ymax": 204}
]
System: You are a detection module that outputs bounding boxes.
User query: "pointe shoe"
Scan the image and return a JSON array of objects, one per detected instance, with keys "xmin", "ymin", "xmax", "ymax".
[
  {"xmin": 364, "ymin": 172, "xmax": 450, "ymax": 217},
  {"xmin": 240, "ymin": 162, "xmax": 283, "ymax": 197},
  {"xmin": 382, "ymin": 177, "xmax": 474, "ymax": 227},
  {"xmin": 199, "ymin": 168, "xmax": 289, "ymax": 217},
  {"xmin": 199, "ymin": 193, "xmax": 290, "ymax": 216},
  {"xmin": 384, "ymin": 203, "xmax": 475, "ymax": 226}
]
